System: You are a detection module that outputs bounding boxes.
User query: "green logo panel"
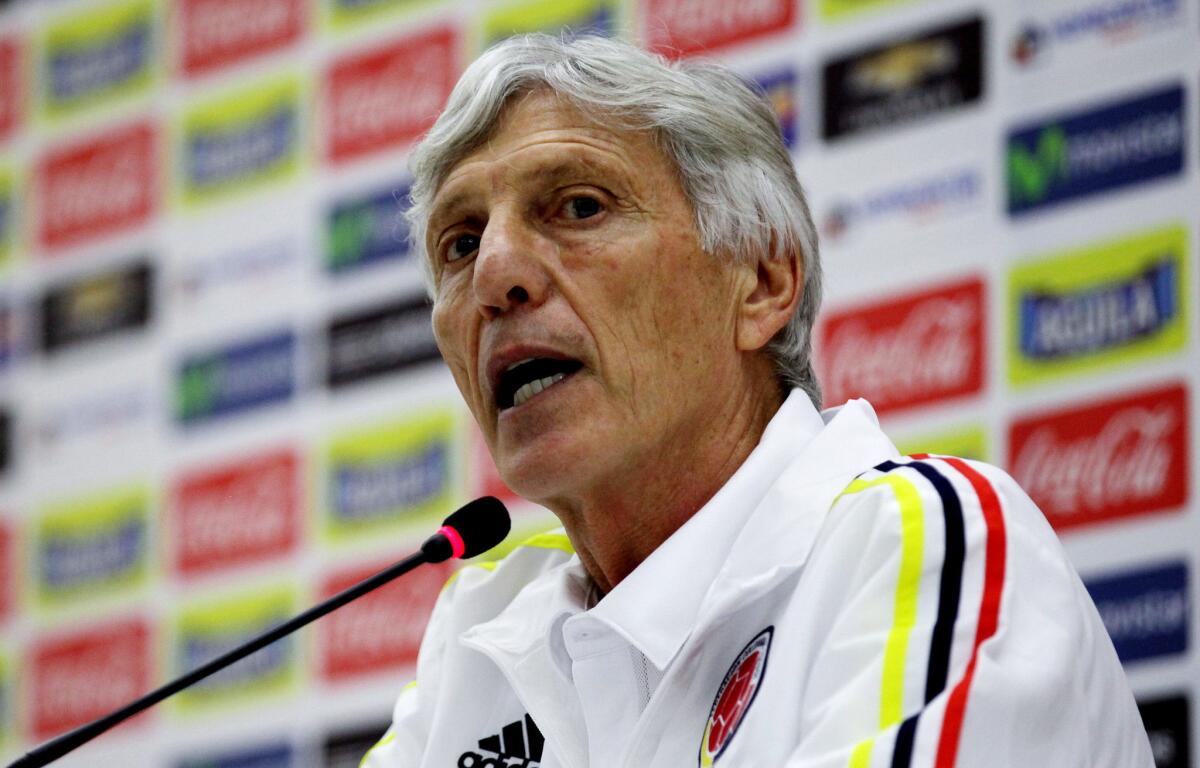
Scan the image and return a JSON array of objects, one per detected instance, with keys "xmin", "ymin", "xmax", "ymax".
[
  {"xmin": 895, "ymin": 425, "xmax": 988, "ymax": 463},
  {"xmin": 0, "ymin": 651, "xmax": 9, "ymax": 747},
  {"xmin": 481, "ymin": 0, "xmax": 618, "ymax": 49},
  {"xmin": 1007, "ymin": 127, "xmax": 1067, "ymax": 208},
  {"xmin": 322, "ymin": 408, "xmax": 458, "ymax": 543},
  {"xmin": 36, "ymin": 486, "xmax": 151, "ymax": 608},
  {"xmin": 322, "ymin": 0, "xmax": 437, "ymax": 31},
  {"xmin": 818, "ymin": 0, "xmax": 926, "ymax": 22},
  {"xmin": 0, "ymin": 166, "xmax": 14, "ymax": 267},
  {"xmin": 178, "ymin": 74, "xmax": 302, "ymax": 207},
  {"xmin": 1008, "ymin": 223, "xmax": 1189, "ymax": 387},
  {"xmin": 42, "ymin": 0, "xmax": 157, "ymax": 120},
  {"xmin": 172, "ymin": 585, "xmax": 298, "ymax": 712}
]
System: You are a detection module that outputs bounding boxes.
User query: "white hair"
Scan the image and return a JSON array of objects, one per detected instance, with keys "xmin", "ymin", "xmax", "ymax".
[{"xmin": 406, "ymin": 34, "xmax": 823, "ymax": 407}]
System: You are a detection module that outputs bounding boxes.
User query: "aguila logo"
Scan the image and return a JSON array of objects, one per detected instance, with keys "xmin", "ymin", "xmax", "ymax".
[{"xmin": 699, "ymin": 627, "xmax": 772, "ymax": 766}]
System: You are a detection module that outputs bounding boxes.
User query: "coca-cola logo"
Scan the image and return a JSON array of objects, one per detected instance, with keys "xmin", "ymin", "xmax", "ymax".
[
  {"xmin": 818, "ymin": 278, "xmax": 985, "ymax": 414},
  {"xmin": 0, "ymin": 38, "xmax": 19, "ymax": 141},
  {"xmin": 172, "ymin": 449, "xmax": 300, "ymax": 576},
  {"xmin": 38, "ymin": 121, "xmax": 157, "ymax": 250},
  {"xmin": 317, "ymin": 560, "xmax": 449, "ymax": 680},
  {"xmin": 643, "ymin": 0, "xmax": 795, "ymax": 57},
  {"xmin": 181, "ymin": 0, "xmax": 304, "ymax": 77},
  {"xmin": 325, "ymin": 25, "xmax": 457, "ymax": 163},
  {"xmin": 1008, "ymin": 383, "xmax": 1189, "ymax": 530},
  {"xmin": 30, "ymin": 619, "xmax": 151, "ymax": 740}
]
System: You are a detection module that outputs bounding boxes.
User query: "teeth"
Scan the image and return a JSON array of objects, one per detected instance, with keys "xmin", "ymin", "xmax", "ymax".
[{"xmin": 513, "ymin": 373, "xmax": 567, "ymax": 407}]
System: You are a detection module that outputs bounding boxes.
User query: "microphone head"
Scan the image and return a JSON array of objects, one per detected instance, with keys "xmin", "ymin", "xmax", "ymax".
[{"xmin": 441, "ymin": 496, "xmax": 510, "ymax": 559}]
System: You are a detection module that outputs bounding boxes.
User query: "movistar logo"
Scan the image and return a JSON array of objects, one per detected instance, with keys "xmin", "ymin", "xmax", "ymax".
[
  {"xmin": 327, "ymin": 207, "xmax": 373, "ymax": 270},
  {"xmin": 178, "ymin": 361, "xmax": 218, "ymax": 420},
  {"xmin": 176, "ymin": 331, "xmax": 296, "ymax": 425},
  {"xmin": 1008, "ymin": 126, "xmax": 1068, "ymax": 205},
  {"xmin": 325, "ymin": 183, "xmax": 411, "ymax": 274},
  {"xmin": 1005, "ymin": 84, "xmax": 1183, "ymax": 216}
]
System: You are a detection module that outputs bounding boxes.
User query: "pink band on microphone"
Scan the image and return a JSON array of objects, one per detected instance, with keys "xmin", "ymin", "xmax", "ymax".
[{"xmin": 439, "ymin": 525, "xmax": 466, "ymax": 559}]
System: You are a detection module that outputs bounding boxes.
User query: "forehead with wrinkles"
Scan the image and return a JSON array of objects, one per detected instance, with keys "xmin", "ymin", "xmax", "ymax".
[{"xmin": 425, "ymin": 91, "xmax": 679, "ymax": 253}]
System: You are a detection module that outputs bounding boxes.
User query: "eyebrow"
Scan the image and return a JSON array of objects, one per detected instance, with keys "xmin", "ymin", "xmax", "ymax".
[{"xmin": 428, "ymin": 150, "xmax": 632, "ymax": 234}]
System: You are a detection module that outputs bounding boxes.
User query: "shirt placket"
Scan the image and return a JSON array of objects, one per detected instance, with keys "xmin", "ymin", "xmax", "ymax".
[{"xmin": 562, "ymin": 614, "xmax": 645, "ymax": 767}]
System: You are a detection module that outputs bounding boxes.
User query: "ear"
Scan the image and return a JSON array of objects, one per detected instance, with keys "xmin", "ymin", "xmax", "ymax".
[{"xmin": 735, "ymin": 252, "xmax": 802, "ymax": 353}]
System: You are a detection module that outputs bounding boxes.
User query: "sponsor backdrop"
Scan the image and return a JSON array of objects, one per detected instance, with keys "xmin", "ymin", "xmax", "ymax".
[{"xmin": 0, "ymin": 0, "xmax": 1195, "ymax": 765}]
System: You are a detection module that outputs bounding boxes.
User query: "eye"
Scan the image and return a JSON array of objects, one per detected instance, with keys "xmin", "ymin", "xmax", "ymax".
[
  {"xmin": 446, "ymin": 233, "xmax": 480, "ymax": 262},
  {"xmin": 562, "ymin": 196, "xmax": 603, "ymax": 220}
]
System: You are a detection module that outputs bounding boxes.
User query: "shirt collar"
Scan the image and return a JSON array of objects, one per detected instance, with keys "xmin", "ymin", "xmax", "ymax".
[{"xmin": 582, "ymin": 389, "xmax": 826, "ymax": 670}]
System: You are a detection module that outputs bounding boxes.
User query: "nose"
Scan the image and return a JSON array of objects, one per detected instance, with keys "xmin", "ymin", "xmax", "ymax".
[{"xmin": 472, "ymin": 211, "xmax": 550, "ymax": 319}]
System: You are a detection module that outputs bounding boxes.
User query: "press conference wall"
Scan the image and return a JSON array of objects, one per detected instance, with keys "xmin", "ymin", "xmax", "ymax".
[{"xmin": 0, "ymin": 0, "xmax": 1195, "ymax": 766}]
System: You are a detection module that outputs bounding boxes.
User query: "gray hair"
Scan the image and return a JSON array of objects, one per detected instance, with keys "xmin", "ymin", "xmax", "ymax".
[{"xmin": 406, "ymin": 34, "xmax": 823, "ymax": 408}]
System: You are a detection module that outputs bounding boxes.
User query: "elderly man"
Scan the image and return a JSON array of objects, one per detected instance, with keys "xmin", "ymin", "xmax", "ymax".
[{"xmin": 364, "ymin": 35, "xmax": 1152, "ymax": 768}]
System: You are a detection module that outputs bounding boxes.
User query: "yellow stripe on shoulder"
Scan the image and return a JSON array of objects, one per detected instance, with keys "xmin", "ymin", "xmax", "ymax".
[
  {"xmin": 358, "ymin": 728, "xmax": 396, "ymax": 768},
  {"xmin": 834, "ymin": 464, "xmax": 929, "ymax": 740},
  {"xmin": 834, "ymin": 472, "xmax": 896, "ymax": 506},
  {"xmin": 441, "ymin": 559, "xmax": 499, "ymax": 592},
  {"xmin": 440, "ymin": 529, "xmax": 573, "ymax": 592},
  {"xmin": 517, "ymin": 531, "xmax": 574, "ymax": 554}
]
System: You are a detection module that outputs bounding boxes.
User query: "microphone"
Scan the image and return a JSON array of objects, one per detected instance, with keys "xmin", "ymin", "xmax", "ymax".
[
  {"xmin": 7, "ymin": 497, "xmax": 510, "ymax": 768},
  {"xmin": 422, "ymin": 496, "xmax": 511, "ymax": 561}
]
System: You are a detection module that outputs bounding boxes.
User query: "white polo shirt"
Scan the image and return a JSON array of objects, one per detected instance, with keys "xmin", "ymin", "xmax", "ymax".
[
  {"xmin": 364, "ymin": 392, "xmax": 1153, "ymax": 768},
  {"xmin": 506, "ymin": 390, "xmax": 826, "ymax": 766}
]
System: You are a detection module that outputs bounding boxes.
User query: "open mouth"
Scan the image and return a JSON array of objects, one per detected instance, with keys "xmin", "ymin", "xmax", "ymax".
[{"xmin": 495, "ymin": 358, "xmax": 584, "ymax": 410}]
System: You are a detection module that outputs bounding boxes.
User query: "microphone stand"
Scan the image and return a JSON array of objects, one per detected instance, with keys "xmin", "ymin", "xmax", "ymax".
[{"xmin": 8, "ymin": 549, "xmax": 434, "ymax": 768}]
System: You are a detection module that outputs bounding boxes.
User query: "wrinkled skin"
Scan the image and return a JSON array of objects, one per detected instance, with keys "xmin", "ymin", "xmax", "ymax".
[{"xmin": 426, "ymin": 90, "xmax": 801, "ymax": 591}]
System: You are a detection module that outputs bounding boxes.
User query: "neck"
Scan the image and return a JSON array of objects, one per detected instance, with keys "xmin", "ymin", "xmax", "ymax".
[{"xmin": 546, "ymin": 375, "xmax": 784, "ymax": 594}]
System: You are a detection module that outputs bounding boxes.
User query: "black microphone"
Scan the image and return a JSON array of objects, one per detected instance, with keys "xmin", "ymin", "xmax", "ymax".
[{"xmin": 7, "ymin": 497, "xmax": 510, "ymax": 768}]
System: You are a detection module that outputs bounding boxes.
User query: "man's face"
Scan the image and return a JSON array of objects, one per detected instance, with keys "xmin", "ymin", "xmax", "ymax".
[{"xmin": 426, "ymin": 91, "xmax": 747, "ymax": 504}]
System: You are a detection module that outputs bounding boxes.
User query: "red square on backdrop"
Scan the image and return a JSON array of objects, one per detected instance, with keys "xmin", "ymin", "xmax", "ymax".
[
  {"xmin": 1008, "ymin": 382, "xmax": 1189, "ymax": 532},
  {"xmin": 325, "ymin": 24, "xmax": 458, "ymax": 164},
  {"xmin": 37, "ymin": 121, "xmax": 158, "ymax": 251},
  {"xmin": 171, "ymin": 448, "xmax": 301, "ymax": 577},
  {"xmin": 29, "ymin": 617, "xmax": 152, "ymax": 741},
  {"xmin": 317, "ymin": 559, "xmax": 451, "ymax": 681},
  {"xmin": 817, "ymin": 277, "xmax": 986, "ymax": 415},
  {"xmin": 0, "ymin": 522, "xmax": 11, "ymax": 624},
  {"xmin": 641, "ymin": 0, "xmax": 797, "ymax": 58},
  {"xmin": 0, "ymin": 37, "xmax": 20, "ymax": 142},
  {"xmin": 179, "ymin": 0, "xmax": 306, "ymax": 77}
]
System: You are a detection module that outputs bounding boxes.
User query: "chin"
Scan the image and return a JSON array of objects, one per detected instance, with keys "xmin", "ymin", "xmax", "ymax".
[
  {"xmin": 496, "ymin": 442, "xmax": 588, "ymax": 505},
  {"xmin": 498, "ymin": 460, "xmax": 567, "ymax": 504}
]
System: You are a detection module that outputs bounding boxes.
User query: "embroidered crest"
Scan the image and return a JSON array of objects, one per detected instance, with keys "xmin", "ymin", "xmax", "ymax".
[{"xmin": 699, "ymin": 626, "xmax": 773, "ymax": 766}]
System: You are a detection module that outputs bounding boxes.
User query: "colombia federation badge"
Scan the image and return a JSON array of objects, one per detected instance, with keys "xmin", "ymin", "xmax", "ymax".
[{"xmin": 699, "ymin": 626, "xmax": 773, "ymax": 766}]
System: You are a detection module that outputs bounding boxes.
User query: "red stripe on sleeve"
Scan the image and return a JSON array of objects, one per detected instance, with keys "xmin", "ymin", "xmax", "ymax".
[{"xmin": 933, "ymin": 458, "xmax": 1008, "ymax": 768}]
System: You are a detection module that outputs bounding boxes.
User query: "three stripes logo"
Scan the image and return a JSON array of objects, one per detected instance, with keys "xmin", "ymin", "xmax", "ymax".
[{"xmin": 458, "ymin": 713, "xmax": 545, "ymax": 767}]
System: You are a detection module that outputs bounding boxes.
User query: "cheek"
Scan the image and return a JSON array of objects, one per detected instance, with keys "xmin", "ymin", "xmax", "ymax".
[
  {"xmin": 653, "ymin": 264, "xmax": 736, "ymax": 368},
  {"xmin": 431, "ymin": 299, "xmax": 475, "ymax": 383}
]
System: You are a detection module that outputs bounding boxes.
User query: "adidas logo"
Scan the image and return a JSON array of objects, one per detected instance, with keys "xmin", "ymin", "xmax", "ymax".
[{"xmin": 457, "ymin": 713, "xmax": 545, "ymax": 768}]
